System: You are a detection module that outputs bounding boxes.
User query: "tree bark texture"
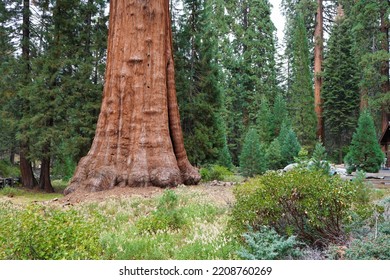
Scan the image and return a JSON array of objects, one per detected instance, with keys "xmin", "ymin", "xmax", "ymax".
[
  {"xmin": 314, "ymin": 0, "xmax": 324, "ymax": 140},
  {"xmin": 20, "ymin": 151, "xmax": 38, "ymax": 189},
  {"xmin": 65, "ymin": 0, "xmax": 200, "ymax": 194},
  {"xmin": 39, "ymin": 156, "xmax": 54, "ymax": 193},
  {"xmin": 380, "ymin": 3, "xmax": 389, "ymax": 134}
]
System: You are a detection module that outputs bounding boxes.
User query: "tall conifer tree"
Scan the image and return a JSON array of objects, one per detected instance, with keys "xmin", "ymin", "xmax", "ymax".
[
  {"xmin": 290, "ymin": 13, "xmax": 316, "ymax": 148},
  {"xmin": 224, "ymin": 0, "xmax": 278, "ymax": 163},
  {"xmin": 175, "ymin": 0, "xmax": 226, "ymax": 166},
  {"xmin": 322, "ymin": 13, "xmax": 360, "ymax": 163}
]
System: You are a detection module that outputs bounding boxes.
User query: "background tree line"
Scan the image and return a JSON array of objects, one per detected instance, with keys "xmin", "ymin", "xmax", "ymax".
[{"xmin": 0, "ymin": 0, "xmax": 388, "ymax": 191}]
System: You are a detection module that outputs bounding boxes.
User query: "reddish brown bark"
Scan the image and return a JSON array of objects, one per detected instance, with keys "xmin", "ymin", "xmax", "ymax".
[
  {"xmin": 39, "ymin": 156, "xmax": 54, "ymax": 193},
  {"xmin": 19, "ymin": 0, "xmax": 37, "ymax": 189},
  {"xmin": 20, "ymin": 151, "xmax": 38, "ymax": 189},
  {"xmin": 314, "ymin": 0, "xmax": 324, "ymax": 140},
  {"xmin": 64, "ymin": 0, "xmax": 200, "ymax": 194},
  {"xmin": 380, "ymin": 5, "xmax": 389, "ymax": 134}
]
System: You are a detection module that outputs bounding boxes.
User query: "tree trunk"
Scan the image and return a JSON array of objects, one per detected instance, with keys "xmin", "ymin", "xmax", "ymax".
[
  {"xmin": 64, "ymin": 0, "xmax": 200, "ymax": 195},
  {"xmin": 20, "ymin": 0, "xmax": 37, "ymax": 189},
  {"xmin": 314, "ymin": 0, "xmax": 324, "ymax": 140},
  {"xmin": 20, "ymin": 151, "xmax": 38, "ymax": 189},
  {"xmin": 39, "ymin": 156, "xmax": 54, "ymax": 193},
  {"xmin": 380, "ymin": 2, "xmax": 389, "ymax": 134}
]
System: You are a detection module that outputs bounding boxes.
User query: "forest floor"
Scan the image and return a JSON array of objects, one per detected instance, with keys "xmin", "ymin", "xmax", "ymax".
[{"xmin": 59, "ymin": 181, "xmax": 236, "ymax": 206}]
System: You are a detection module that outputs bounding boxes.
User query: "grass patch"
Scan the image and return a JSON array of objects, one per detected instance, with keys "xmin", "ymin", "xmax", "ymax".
[{"xmin": 0, "ymin": 187, "xmax": 63, "ymax": 203}]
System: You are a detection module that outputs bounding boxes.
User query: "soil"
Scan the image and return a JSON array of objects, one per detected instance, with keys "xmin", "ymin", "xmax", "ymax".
[{"xmin": 59, "ymin": 181, "xmax": 236, "ymax": 206}]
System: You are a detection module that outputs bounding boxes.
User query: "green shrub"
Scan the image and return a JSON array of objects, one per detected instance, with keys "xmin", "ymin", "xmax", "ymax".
[
  {"xmin": 0, "ymin": 160, "xmax": 20, "ymax": 177},
  {"xmin": 200, "ymin": 165, "xmax": 233, "ymax": 182},
  {"xmin": 51, "ymin": 179, "xmax": 69, "ymax": 192},
  {"xmin": 237, "ymin": 226, "xmax": 302, "ymax": 260},
  {"xmin": 231, "ymin": 169, "xmax": 372, "ymax": 247},
  {"xmin": 346, "ymin": 235, "xmax": 390, "ymax": 260},
  {"xmin": 136, "ymin": 190, "xmax": 186, "ymax": 233},
  {"xmin": 0, "ymin": 186, "xmax": 23, "ymax": 197},
  {"xmin": 0, "ymin": 203, "xmax": 103, "ymax": 259}
]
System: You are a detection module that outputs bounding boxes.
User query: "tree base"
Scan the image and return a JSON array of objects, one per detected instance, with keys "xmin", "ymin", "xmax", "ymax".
[{"xmin": 63, "ymin": 159, "xmax": 200, "ymax": 195}]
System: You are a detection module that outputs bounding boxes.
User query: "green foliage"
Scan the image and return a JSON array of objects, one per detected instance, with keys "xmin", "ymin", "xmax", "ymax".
[
  {"xmin": 346, "ymin": 234, "xmax": 390, "ymax": 260},
  {"xmin": 175, "ymin": 0, "xmax": 226, "ymax": 166},
  {"xmin": 97, "ymin": 191, "xmax": 239, "ymax": 260},
  {"xmin": 239, "ymin": 128, "xmax": 267, "ymax": 177},
  {"xmin": 289, "ymin": 13, "xmax": 316, "ymax": 148},
  {"xmin": 0, "ymin": 186, "xmax": 23, "ymax": 197},
  {"xmin": 0, "ymin": 160, "xmax": 20, "ymax": 177},
  {"xmin": 277, "ymin": 121, "xmax": 301, "ymax": 166},
  {"xmin": 256, "ymin": 95, "xmax": 273, "ymax": 144},
  {"xmin": 0, "ymin": 203, "xmax": 102, "ymax": 259},
  {"xmin": 344, "ymin": 110, "xmax": 385, "ymax": 173},
  {"xmin": 136, "ymin": 190, "xmax": 186, "ymax": 233},
  {"xmin": 310, "ymin": 141, "xmax": 330, "ymax": 174},
  {"xmin": 217, "ymin": 141, "xmax": 234, "ymax": 169},
  {"xmin": 266, "ymin": 138, "xmax": 284, "ymax": 170},
  {"xmin": 223, "ymin": 0, "xmax": 278, "ymax": 163},
  {"xmin": 231, "ymin": 169, "xmax": 373, "ymax": 247},
  {"xmin": 200, "ymin": 165, "xmax": 233, "ymax": 182},
  {"xmin": 323, "ymin": 16, "xmax": 360, "ymax": 162},
  {"xmin": 237, "ymin": 226, "xmax": 302, "ymax": 260}
]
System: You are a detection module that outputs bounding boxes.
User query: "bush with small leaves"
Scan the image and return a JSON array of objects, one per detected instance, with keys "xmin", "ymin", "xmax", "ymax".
[
  {"xmin": 230, "ymin": 168, "xmax": 373, "ymax": 247},
  {"xmin": 200, "ymin": 165, "xmax": 233, "ymax": 182},
  {"xmin": 237, "ymin": 226, "xmax": 302, "ymax": 260},
  {"xmin": 0, "ymin": 203, "xmax": 103, "ymax": 259}
]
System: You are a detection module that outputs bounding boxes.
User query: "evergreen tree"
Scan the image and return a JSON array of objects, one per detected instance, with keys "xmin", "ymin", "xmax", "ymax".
[
  {"xmin": 277, "ymin": 121, "xmax": 301, "ymax": 166},
  {"xmin": 17, "ymin": 0, "xmax": 108, "ymax": 190},
  {"xmin": 266, "ymin": 138, "xmax": 284, "ymax": 170},
  {"xmin": 289, "ymin": 13, "xmax": 316, "ymax": 149},
  {"xmin": 239, "ymin": 128, "xmax": 267, "ymax": 177},
  {"xmin": 175, "ymin": 0, "xmax": 226, "ymax": 166},
  {"xmin": 311, "ymin": 141, "xmax": 330, "ymax": 174},
  {"xmin": 345, "ymin": 110, "xmax": 385, "ymax": 173},
  {"xmin": 322, "ymin": 15, "xmax": 360, "ymax": 163},
  {"xmin": 256, "ymin": 95, "xmax": 273, "ymax": 144},
  {"xmin": 223, "ymin": 0, "xmax": 278, "ymax": 163},
  {"xmin": 271, "ymin": 92, "xmax": 288, "ymax": 138}
]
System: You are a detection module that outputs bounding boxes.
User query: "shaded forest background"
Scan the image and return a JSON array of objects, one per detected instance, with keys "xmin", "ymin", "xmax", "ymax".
[{"xmin": 0, "ymin": 0, "xmax": 389, "ymax": 191}]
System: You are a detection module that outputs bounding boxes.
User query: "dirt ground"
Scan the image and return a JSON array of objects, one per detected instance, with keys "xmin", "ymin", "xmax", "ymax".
[{"xmin": 60, "ymin": 181, "xmax": 236, "ymax": 206}]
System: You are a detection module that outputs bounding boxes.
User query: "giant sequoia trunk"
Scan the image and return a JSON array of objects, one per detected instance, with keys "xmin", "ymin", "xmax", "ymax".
[{"xmin": 64, "ymin": 0, "xmax": 200, "ymax": 194}]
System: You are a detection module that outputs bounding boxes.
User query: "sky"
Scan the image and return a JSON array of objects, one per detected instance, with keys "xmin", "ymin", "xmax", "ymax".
[{"xmin": 270, "ymin": 0, "xmax": 286, "ymax": 43}]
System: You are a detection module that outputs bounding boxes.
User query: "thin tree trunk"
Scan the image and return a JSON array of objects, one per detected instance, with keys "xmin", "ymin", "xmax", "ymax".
[
  {"xmin": 65, "ymin": 0, "xmax": 200, "ymax": 195},
  {"xmin": 20, "ymin": 0, "xmax": 37, "ymax": 189},
  {"xmin": 314, "ymin": 0, "xmax": 324, "ymax": 140},
  {"xmin": 380, "ymin": 3, "xmax": 389, "ymax": 134},
  {"xmin": 20, "ymin": 151, "xmax": 38, "ymax": 189},
  {"xmin": 39, "ymin": 155, "xmax": 54, "ymax": 193}
]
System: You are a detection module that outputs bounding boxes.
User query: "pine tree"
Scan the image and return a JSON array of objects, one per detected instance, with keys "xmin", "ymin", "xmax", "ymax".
[
  {"xmin": 289, "ymin": 13, "xmax": 316, "ymax": 149},
  {"xmin": 239, "ymin": 128, "xmax": 267, "ymax": 177},
  {"xmin": 345, "ymin": 110, "xmax": 384, "ymax": 173},
  {"xmin": 311, "ymin": 141, "xmax": 330, "ymax": 174},
  {"xmin": 256, "ymin": 95, "xmax": 273, "ymax": 144},
  {"xmin": 174, "ymin": 0, "xmax": 226, "ymax": 166},
  {"xmin": 266, "ymin": 138, "xmax": 284, "ymax": 170},
  {"xmin": 277, "ymin": 121, "xmax": 301, "ymax": 166},
  {"xmin": 271, "ymin": 92, "xmax": 288, "ymax": 138},
  {"xmin": 224, "ymin": 0, "xmax": 278, "ymax": 163},
  {"xmin": 322, "ymin": 14, "xmax": 360, "ymax": 163}
]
